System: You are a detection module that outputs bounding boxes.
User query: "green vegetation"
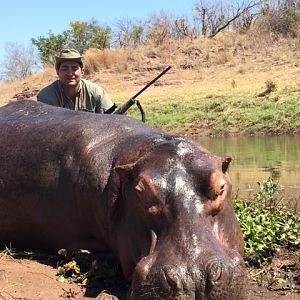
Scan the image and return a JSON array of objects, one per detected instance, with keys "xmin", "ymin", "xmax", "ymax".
[
  {"xmin": 234, "ymin": 178, "xmax": 300, "ymax": 265},
  {"xmin": 32, "ymin": 20, "xmax": 111, "ymax": 64},
  {"xmin": 125, "ymin": 81, "xmax": 300, "ymax": 136},
  {"xmin": 56, "ymin": 250, "xmax": 127, "ymax": 291}
]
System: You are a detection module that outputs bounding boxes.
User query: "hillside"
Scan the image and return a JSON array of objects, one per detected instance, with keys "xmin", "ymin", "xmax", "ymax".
[
  {"xmin": 0, "ymin": 30, "xmax": 300, "ymax": 136},
  {"xmin": 0, "ymin": 30, "xmax": 299, "ymax": 300}
]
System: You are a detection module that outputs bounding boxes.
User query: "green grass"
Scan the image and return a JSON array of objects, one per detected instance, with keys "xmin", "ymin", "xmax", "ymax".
[{"xmin": 121, "ymin": 82, "xmax": 300, "ymax": 136}]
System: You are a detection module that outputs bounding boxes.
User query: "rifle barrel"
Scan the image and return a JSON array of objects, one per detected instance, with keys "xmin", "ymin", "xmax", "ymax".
[
  {"xmin": 131, "ymin": 66, "xmax": 172, "ymax": 100},
  {"xmin": 113, "ymin": 66, "xmax": 172, "ymax": 115}
]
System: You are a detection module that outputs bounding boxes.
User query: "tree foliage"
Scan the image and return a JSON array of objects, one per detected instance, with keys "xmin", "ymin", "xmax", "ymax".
[
  {"xmin": 258, "ymin": 0, "xmax": 300, "ymax": 36},
  {"xmin": 3, "ymin": 0, "xmax": 300, "ymax": 82},
  {"xmin": 32, "ymin": 32, "xmax": 68, "ymax": 65},
  {"xmin": 145, "ymin": 12, "xmax": 172, "ymax": 46},
  {"xmin": 32, "ymin": 20, "xmax": 111, "ymax": 65},
  {"xmin": 194, "ymin": 0, "xmax": 264, "ymax": 38},
  {"xmin": 30, "ymin": 1, "xmax": 300, "ymax": 67},
  {"xmin": 67, "ymin": 19, "xmax": 111, "ymax": 53}
]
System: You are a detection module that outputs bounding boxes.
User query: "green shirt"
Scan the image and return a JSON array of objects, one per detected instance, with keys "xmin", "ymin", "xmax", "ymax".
[{"xmin": 37, "ymin": 79, "xmax": 114, "ymax": 113}]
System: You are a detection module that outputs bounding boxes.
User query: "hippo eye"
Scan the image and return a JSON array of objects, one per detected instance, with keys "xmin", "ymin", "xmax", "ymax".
[
  {"xmin": 148, "ymin": 205, "xmax": 159, "ymax": 215},
  {"xmin": 196, "ymin": 177, "xmax": 211, "ymax": 198}
]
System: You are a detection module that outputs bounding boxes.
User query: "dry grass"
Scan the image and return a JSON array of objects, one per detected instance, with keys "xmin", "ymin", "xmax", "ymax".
[
  {"xmin": 0, "ymin": 67, "xmax": 56, "ymax": 106},
  {"xmin": 0, "ymin": 29, "xmax": 299, "ymax": 134}
]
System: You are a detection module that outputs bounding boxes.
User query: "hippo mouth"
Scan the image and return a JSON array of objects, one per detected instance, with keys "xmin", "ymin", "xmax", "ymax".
[
  {"xmin": 159, "ymin": 261, "xmax": 234, "ymax": 299},
  {"xmin": 130, "ymin": 266, "xmax": 195, "ymax": 300},
  {"xmin": 130, "ymin": 252, "xmax": 246, "ymax": 300},
  {"xmin": 128, "ymin": 223, "xmax": 246, "ymax": 299}
]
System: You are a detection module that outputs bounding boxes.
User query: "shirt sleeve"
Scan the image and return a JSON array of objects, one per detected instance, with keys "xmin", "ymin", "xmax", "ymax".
[
  {"xmin": 37, "ymin": 83, "xmax": 61, "ymax": 107},
  {"xmin": 100, "ymin": 89, "xmax": 114, "ymax": 112},
  {"xmin": 37, "ymin": 91, "xmax": 56, "ymax": 106},
  {"xmin": 92, "ymin": 83, "xmax": 114, "ymax": 113}
]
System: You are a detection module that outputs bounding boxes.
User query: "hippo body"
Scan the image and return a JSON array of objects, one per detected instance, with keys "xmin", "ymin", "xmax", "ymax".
[{"xmin": 0, "ymin": 100, "xmax": 246, "ymax": 299}]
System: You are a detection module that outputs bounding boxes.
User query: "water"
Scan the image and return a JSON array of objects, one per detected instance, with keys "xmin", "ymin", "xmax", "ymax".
[{"xmin": 193, "ymin": 135, "xmax": 300, "ymax": 202}]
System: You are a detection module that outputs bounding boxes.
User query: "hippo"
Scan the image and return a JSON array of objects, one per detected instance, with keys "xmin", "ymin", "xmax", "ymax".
[{"xmin": 0, "ymin": 100, "xmax": 246, "ymax": 299}]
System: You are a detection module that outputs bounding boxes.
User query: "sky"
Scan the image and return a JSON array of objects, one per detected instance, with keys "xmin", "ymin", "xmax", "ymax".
[{"xmin": 0, "ymin": 0, "xmax": 198, "ymax": 64}]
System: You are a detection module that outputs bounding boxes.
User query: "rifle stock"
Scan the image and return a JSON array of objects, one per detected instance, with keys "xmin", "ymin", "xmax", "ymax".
[{"xmin": 113, "ymin": 98, "xmax": 135, "ymax": 115}]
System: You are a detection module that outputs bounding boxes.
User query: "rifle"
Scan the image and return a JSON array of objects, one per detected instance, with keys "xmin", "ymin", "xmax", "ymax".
[{"xmin": 110, "ymin": 66, "xmax": 172, "ymax": 122}]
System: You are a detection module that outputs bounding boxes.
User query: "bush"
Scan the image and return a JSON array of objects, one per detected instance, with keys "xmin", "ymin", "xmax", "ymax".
[
  {"xmin": 234, "ymin": 178, "xmax": 300, "ymax": 265},
  {"xmin": 258, "ymin": 2, "xmax": 300, "ymax": 37}
]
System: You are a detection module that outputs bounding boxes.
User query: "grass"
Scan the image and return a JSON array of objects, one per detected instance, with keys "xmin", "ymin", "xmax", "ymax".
[
  {"xmin": 0, "ymin": 248, "xmax": 23, "ymax": 299},
  {"xmin": 0, "ymin": 31, "xmax": 300, "ymax": 137},
  {"xmin": 121, "ymin": 75, "xmax": 300, "ymax": 136},
  {"xmin": 0, "ymin": 31, "xmax": 299, "ymax": 297}
]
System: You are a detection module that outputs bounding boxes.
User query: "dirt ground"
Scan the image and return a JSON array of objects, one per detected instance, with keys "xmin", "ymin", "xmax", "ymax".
[
  {"xmin": 0, "ymin": 249, "xmax": 299, "ymax": 300},
  {"xmin": 0, "ymin": 250, "xmax": 123, "ymax": 300}
]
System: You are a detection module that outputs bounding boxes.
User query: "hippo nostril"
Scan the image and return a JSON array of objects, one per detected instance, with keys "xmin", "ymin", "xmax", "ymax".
[
  {"xmin": 162, "ymin": 267, "xmax": 183, "ymax": 291},
  {"xmin": 206, "ymin": 259, "xmax": 232, "ymax": 286},
  {"xmin": 209, "ymin": 262, "xmax": 222, "ymax": 283}
]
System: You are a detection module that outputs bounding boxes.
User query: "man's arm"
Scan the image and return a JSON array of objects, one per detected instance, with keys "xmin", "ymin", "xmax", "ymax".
[
  {"xmin": 37, "ymin": 82, "xmax": 62, "ymax": 107},
  {"xmin": 91, "ymin": 82, "xmax": 116, "ymax": 113}
]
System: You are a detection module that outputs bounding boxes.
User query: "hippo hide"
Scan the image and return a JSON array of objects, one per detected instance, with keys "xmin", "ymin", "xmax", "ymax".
[{"xmin": 0, "ymin": 100, "xmax": 246, "ymax": 300}]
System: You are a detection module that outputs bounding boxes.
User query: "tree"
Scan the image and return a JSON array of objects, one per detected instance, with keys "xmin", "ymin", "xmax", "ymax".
[
  {"xmin": 130, "ymin": 25, "xmax": 144, "ymax": 46},
  {"xmin": 112, "ymin": 18, "xmax": 145, "ymax": 48},
  {"xmin": 67, "ymin": 19, "xmax": 111, "ymax": 53},
  {"xmin": 173, "ymin": 17, "xmax": 196, "ymax": 40},
  {"xmin": 194, "ymin": 0, "xmax": 264, "ymax": 37},
  {"xmin": 258, "ymin": 0, "xmax": 300, "ymax": 36},
  {"xmin": 32, "ymin": 19, "xmax": 112, "ymax": 66},
  {"xmin": 145, "ymin": 12, "xmax": 172, "ymax": 46},
  {"xmin": 0, "ymin": 42, "xmax": 41, "ymax": 82},
  {"xmin": 32, "ymin": 31, "xmax": 68, "ymax": 65}
]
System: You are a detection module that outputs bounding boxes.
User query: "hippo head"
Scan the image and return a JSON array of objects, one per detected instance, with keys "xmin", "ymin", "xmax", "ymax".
[{"xmin": 111, "ymin": 137, "xmax": 246, "ymax": 300}]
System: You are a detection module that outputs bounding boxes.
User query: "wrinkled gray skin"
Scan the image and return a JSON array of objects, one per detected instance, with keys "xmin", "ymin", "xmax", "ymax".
[{"xmin": 0, "ymin": 100, "xmax": 246, "ymax": 300}]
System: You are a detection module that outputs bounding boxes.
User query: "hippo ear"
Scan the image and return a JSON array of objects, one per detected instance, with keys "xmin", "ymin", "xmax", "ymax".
[
  {"xmin": 114, "ymin": 163, "xmax": 135, "ymax": 179},
  {"xmin": 222, "ymin": 156, "xmax": 232, "ymax": 173}
]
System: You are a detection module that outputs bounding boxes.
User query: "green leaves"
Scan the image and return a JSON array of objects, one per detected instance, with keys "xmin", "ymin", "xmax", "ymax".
[
  {"xmin": 32, "ymin": 31, "xmax": 68, "ymax": 65},
  {"xmin": 56, "ymin": 250, "xmax": 122, "ymax": 287},
  {"xmin": 234, "ymin": 178, "xmax": 300, "ymax": 264},
  {"xmin": 32, "ymin": 20, "xmax": 112, "ymax": 66},
  {"xmin": 68, "ymin": 20, "xmax": 111, "ymax": 53},
  {"xmin": 57, "ymin": 249, "xmax": 84, "ymax": 285}
]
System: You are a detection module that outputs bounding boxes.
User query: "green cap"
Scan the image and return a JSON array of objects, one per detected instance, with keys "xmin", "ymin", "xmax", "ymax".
[{"xmin": 55, "ymin": 48, "xmax": 83, "ymax": 70}]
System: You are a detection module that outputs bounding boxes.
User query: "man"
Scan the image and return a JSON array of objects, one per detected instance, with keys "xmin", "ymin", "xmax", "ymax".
[{"xmin": 37, "ymin": 48, "xmax": 116, "ymax": 113}]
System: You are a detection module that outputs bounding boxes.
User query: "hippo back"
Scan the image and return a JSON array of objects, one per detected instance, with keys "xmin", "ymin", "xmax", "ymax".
[{"xmin": 0, "ymin": 100, "xmax": 164, "ymax": 251}]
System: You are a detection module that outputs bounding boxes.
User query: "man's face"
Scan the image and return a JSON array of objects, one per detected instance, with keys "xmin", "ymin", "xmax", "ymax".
[{"xmin": 57, "ymin": 61, "xmax": 84, "ymax": 87}]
